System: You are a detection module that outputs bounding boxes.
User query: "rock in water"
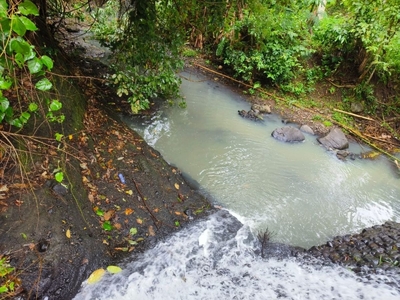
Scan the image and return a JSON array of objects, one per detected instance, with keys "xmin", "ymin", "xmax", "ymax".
[
  {"xmin": 271, "ymin": 126, "xmax": 305, "ymax": 142},
  {"xmin": 300, "ymin": 124, "xmax": 314, "ymax": 135},
  {"xmin": 251, "ymin": 103, "xmax": 271, "ymax": 114},
  {"xmin": 317, "ymin": 127, "xmax": 349, "ymax": 150}
]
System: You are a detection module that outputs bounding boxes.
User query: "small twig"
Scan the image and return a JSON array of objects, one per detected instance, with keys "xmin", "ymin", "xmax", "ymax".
[
  {"xmin": 132, "ymin": 179, "xmax": 160, "ymax": 229},
  {"xmin": 333, "ymin": 108, "xmax": 375, "ymax": 121},
  {"xmin": 257, "ymin": 228, "xmax": 274, "ymax": 259},
  {"xmin": 326, "ymin": 79, "xmax": 356, "ymax": 89}
]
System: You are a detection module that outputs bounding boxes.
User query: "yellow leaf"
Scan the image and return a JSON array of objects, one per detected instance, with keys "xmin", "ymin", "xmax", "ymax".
[
  {"xmin": 87, "ymin": 268, "xmax": 106, "ymax": 284},
  {"xmin": 68, "ymin": 134, "xmax": 73, "ymax": 140},
  {"xmin": 125, "ymin": 208, "xmax": 134, "ymax": 215},
  {"xmin": 107, "ymin": 265, "xmax": 122, "ymax": 274},
  {"xmin": 66, "ymin": 229, "xmax": 71, "ymax": 239},
  {"xmin": 126, "ymin": 190, "xmax": 133, "ymax": 195},
  {"xmin": 174, "ymin": 183, "xmax": 179, "ymax": 190}
]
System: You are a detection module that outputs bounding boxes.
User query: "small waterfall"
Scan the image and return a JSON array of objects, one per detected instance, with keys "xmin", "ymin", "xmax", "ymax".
[{"xmin": 75, "ymin": 210, "xmax": 400, "ymax": 299}]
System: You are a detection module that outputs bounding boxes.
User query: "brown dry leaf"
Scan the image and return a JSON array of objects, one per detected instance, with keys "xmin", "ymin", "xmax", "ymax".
[
  {"xmin": 148, "ymin": 226, "xmax": 155, "ymax": 236},
  {"xmin": 66, "ymin": 229, "xmax": 71, "ymax": 239},
  {"xmin": 88, "ymin": 193, "xmax": 95, "ymax": 203},
  {"xmin": 136, "ymin": 218, "xmax": 143, "ymax": 224},
  {"xmin": 103, "ymin": 210, "xmax": 115, "ymax": 221},
  {"xmin": 82, "ymin": 176, "xmax": 89, "ymax": 184},
  {"xmin": 80, "ymin": 163, "xmax": 88, "ymax": 170},
  {"xmin": 9, "ymin": 183, "xmax": 29, "ymax": 189},
  {"xmin": 153, "ymin": 208, "xmax": 159, "ymax": 213},
  {"xmin": 113, "ymin": 223, "xmax": 122, "ymax": 230},
  {"xmin": 174, "ymin": 211, "xmax": 182, "ymax": 216},
  {"xmin": 174, "ymin": 183, "xmax": 179, "ymax": 190},
  {"xmin": 48, "ymin": 150, "xmax": 57, "ymax": 156},
  {"xmin": 125, "ymin": 208, "xmax": 134, "ymax": 215}
]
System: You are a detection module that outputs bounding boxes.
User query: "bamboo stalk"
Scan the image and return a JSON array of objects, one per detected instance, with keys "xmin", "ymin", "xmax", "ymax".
[{"xmin": 333, "ymin": 108, "xmax": 375, "ymax": 121}]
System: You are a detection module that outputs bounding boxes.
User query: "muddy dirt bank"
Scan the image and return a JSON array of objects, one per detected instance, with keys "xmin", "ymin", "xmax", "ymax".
[{"xmin": 0, "ymin": 96, "xmax": 212, "ymax": 299}]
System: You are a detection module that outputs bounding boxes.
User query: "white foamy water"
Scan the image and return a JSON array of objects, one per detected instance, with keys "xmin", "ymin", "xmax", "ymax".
[{"xmin": 75, "ymin": 211, "xmax": 400, "ymax": 300}]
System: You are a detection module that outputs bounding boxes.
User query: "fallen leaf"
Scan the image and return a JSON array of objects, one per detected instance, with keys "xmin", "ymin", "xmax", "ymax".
[
  {"xmin": 136, "ymin": 218, "xmax": 143, "ymax": 225},
  {"xmin": 148, "ymin": 226, "xmax": 155, "ymax": 236},
  {"xmin": 107, "ymin": 265, "xmax": 122, "ymax": 274},
  {"xmin": 88, "ymin": 193, "xmax": 95, "ymax": 203},
  {"xmin": 103, "ymin": 210, "xmax": 115, "ymax": 221},
  {"xmin": 125, "ymin": 208, "xmax": 134, "ymax": 215},
  {"xmin": 130, "ymin": 227, "xmax": 138, "ymax": 235},
  {"xmin": 174, "ymin": 211, "xmax": 181, "ymax": 216},
  {"xmin": 66, "ymin": 229, "xmax": 71, "ymax": 239},
  {"xmin": 87, "ymin": 268, "xmax": 105, "ymax": 284},
  {"xmin": 114, "ymin": 223, "xmax": 122, "ymax": 230},
  {"xmin": 174, "ymin": 183, "xmax": 179, "ymax": 190},
  {"xmin": 0, "ymin": 185, "xmax": 9, "ymax": 193},
  {"xmin": 125, "ymin": 190, "xmax": 133, "ymax": 195}
]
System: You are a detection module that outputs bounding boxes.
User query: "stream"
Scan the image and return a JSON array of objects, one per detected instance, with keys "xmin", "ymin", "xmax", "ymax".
[{"xmin": 75, "ymin": 71, "xmax": 400, "ymax": 299}]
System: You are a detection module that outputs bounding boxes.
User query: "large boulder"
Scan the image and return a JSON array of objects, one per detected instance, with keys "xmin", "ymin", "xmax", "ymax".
[
  {"xmin": 317, "ymin": 127, "xmax": 349, "ymax": 150},
  {"xmin": 271, "ymin": 126, "xmax": 305, "ymax": 142}
]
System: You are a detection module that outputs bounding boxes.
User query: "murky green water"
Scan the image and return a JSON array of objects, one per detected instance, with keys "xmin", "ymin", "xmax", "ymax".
[{"xmin": 123, "ymin": 71, "xmax": 400, "ymax": 249}]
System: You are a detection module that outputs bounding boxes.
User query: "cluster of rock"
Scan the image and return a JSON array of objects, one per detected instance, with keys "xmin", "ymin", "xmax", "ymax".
[
  {"xmin": 238, "ymin": 103, "xmax": 272, "ymax": 121},
  {"xmin": 308, "ymin": 221, "xmax": 400, "ymax": 274}
]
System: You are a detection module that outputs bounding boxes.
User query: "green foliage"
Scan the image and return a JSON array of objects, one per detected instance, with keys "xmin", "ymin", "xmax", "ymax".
[
  {"xmin": 313, "ymin": 0, "xmax": 400, "ymax": 82},
  {"xmin": 216, "ymin": 2, "xmax": 313, "ymax": 84},
  {"xmin": 0, "ymin": 257, "xmax": 16, "ymax": 295},
  {"xmin": 0, "ymin": 0, "xmax": 61, "ymax": 129},
  {"xmin": 91, "ymin": 0, "xmax": 185, "ymax": 114},
  {"xmin": 312, "ymin": 14, "xmax": 355, "ymax": 76}
]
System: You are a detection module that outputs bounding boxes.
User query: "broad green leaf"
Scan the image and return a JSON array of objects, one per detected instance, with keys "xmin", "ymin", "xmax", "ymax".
[
  {"xmin": 102, "ymin": 221, "xmax": 112, "ymax": 231},
  {"xmin": 24, "ymin": 46, "xmax": 36, "ymax": 61},
  {"xmin": 15, "ymin": 53, "xmax": 24, "ymax": 67},
  {"xmin": 55, "ymin": 171, "xmax": 64, "ymax": 183},
  {"xmin": 10, "ymin": 118, "xmax": 23, "ymax": 128},
  {"xmin": 41, "ymin": 55, "xmax": 53, "ymax": 70},
  {"xmin": 0, "ymin": 19, "xmax": 10, "ymax": 33},
  {"xmin": 0, "ymin": 77, "xmax": 12, "ymax": 90},
  {"xmin": 35, "ymin": 78, "xmax": 52, "ymax": 91},
  {"xmin": 11, "ymin": 15, "xmax": 27, "ymax": 36},
  {"xmin": 55, "ymin": 133, "xmax": 63, "ymax": 142},
  {"xmin": 0, "ymin": 285, "xmax": 8, "ymax": 293},
  {"xmin": 106, "ymin": 266, "xmax": 122, "ymax": 274},
  {"xmin": 19, "ymin": 16, "xmax": 38, "ymax": 31},
  {"xmin": 10, "ymin": 38, "xmax": 31, "ymax": 55},
  {"xmin": 20, "ymin": 111, "xmax": 30, "ymax": 123},
  {"xmin": 4, "ymin": 106, "xmax": 13, "ymax": 119},
  {"xmin": 0, "ymin": 112, "xmax": 4, "ymax": 122},
  {"xmin": 27, "ymin": 57, "xmax": 43, "ymax": 74},
  {"xmin": 129, "ymin": 227, "xmax": 137, "ymax": 235},
  {"xmin": 87, "ymin": 268, "xmax": 105, "ymax": 284},
  {"xmin": 49, "ymin": 100, "xmax": 62, "ymax": 111},
  {"xmin": 0, "ymin": 98, "xmax": 9, "ymax": 112},
  {"xmin": 0, "ymin": 0, "xmax": 8, "ymax": 19},
  {"xmin": 18, "ymin": 0, "xmax": 39, "ymax": 16},
  {"xmin": 96, "ymin": 209, "xmax": 104, "ymax": 216},
  {"xmin": 28, "ymin": 102, "xmax": 38, "ymax": 112}
]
